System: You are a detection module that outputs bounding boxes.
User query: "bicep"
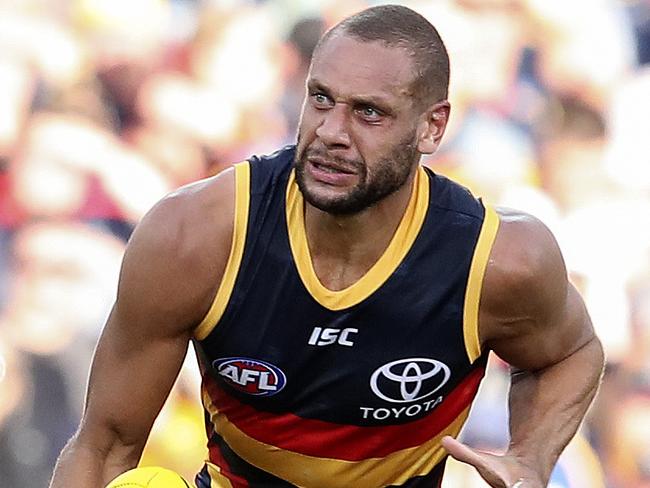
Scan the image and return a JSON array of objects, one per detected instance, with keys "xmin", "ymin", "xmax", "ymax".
[
  {"xmin": 480, "ymin": 210, "xmax": 597, "ymax": 371},
  {"xmin": 488, "ymin": 282, "xmax": 595, "ymax": 371},
  {"xmin": 81, "ymin": 301, "xmax": 191, "ymax": 453},
  {"xmin": 75, "ymin": 192, "xmax": 222, "ymax": 454}
]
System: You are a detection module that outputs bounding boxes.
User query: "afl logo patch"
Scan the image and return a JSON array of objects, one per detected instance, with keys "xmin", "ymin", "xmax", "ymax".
[
  {"xmin": 370, "ymin": 357, "xmax": 450, "ymax": 403},
  {"xmin": 213, "ymin": 357, "xmax": 286, "ymax": 396}
]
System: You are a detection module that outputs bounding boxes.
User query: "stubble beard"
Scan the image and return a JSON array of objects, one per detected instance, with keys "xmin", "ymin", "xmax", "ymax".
[{"xmin": 294, "ymin": 133, "xmax": 420, "ymax": 215}]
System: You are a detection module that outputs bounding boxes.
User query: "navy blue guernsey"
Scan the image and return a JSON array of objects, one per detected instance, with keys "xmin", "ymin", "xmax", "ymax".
[{"xmin": 192, "ymin": 145, "xmax": 500, "ymax": 488}]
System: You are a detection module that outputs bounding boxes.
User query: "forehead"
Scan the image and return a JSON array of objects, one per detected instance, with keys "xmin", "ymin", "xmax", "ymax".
[{"xmin": 309, "ymin": 34, "xmax": 417, "ymax": 102}]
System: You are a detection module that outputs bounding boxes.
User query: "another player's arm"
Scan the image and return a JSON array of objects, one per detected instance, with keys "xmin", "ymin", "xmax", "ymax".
[
  {"xmin": 49, "ymin": 170, "xmax": 235, "ymax": 488},
  {"xmin": 443, "ymin": 209, "xmax": 605, "ymax": 488}
]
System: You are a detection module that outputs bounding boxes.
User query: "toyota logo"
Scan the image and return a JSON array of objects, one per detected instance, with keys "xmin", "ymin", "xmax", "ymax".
[{"xmin": 370, "ymin": 358, "xmax": 451, "ymax": 403}]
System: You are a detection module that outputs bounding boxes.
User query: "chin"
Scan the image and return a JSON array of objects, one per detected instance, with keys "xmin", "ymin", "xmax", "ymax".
[
  {"xmin": 303, "ymin": 187, "xmax": 349, "ymax": 212},
  {"xmin": 304, "ymin": 190, "xmax": 370, "ymax": 216}
]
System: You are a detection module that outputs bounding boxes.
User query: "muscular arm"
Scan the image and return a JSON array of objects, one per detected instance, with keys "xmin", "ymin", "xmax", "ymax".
[
  {"xmin": 505, "ymin": 294, "xmax": 602, "ymax": 476},
  {"xmin": 444, "ymin": 209, "xmax": 604, "ymax": 487},
  {"xmin": 49, "ymin": 170, "xmax": 234, "ymax": 488}
]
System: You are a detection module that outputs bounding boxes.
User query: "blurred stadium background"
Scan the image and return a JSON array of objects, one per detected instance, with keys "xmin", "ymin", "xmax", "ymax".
[{"xmin": 0, "ymin": 0, "xmax": 648, "ymax": 486}]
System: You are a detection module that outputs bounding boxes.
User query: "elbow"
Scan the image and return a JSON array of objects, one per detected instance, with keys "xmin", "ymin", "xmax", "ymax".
[
  {"xmin": 579, "ymin": 334, "xmax": 605, "ymax": 397},
  {"xmin": 592, "ymin": 335, "xmax": 606, "ymax": 382}
]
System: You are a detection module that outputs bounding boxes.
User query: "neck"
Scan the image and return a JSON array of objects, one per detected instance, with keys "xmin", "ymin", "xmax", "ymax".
[{"xmin": 304, "ymin": 169, "xmax": 417, "ymax": 285}]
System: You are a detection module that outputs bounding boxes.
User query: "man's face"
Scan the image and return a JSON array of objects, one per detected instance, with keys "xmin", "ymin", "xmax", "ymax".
[{"xmin": 295, "ymin": 34, "xmax": 424, "ymax": 215}]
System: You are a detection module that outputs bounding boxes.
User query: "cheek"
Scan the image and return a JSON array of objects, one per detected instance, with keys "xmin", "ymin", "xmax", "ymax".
[
  {"xmin": 297, "ymin": 105, "xmax": 321, "ymax": 136},
  {"xmin": 353, "ymin": 134, "xmax": 391, "ymax": 164},
  {"xmin": 361, "ymin": 131, "xmax": 416, "ymax": 171}
]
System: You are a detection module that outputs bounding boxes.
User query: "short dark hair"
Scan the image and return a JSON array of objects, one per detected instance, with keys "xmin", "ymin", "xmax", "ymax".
[{"xmin": 316, "ymin": 5, "xmax": 450, "ymax": 106}]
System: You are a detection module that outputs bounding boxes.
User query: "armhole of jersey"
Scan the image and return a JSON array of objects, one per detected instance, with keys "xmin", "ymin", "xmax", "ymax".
[
  {"xmin": 462, "ymin": 205, "xmax": 500, "ymax": 363},
  {"xmin": 194, "ymin": 162, "xmax": 251, "ymax": 340}
]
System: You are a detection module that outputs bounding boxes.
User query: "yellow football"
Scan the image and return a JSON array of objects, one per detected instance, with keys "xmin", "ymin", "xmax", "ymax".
[{"xmin": 105, "ymin": 467, "xmax": 192, "ymax": 487}]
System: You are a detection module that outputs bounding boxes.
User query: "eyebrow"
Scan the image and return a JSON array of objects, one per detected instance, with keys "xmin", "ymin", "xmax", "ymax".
[{"xmin": 307, "ymin": 79, "xmax": 395, "ymax": 114}]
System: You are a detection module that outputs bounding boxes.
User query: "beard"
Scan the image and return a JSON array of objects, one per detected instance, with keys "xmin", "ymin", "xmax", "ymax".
[{"xmin": 294, "ymin": 133, "xmax": 420, "ymax": 215}]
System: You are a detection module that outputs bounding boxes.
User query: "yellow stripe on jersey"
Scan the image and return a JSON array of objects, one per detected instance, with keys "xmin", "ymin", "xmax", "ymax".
[
  {"xmin": 205, "ymin": 461, "xmax": 235, "ymax": 488},
  {"xmin": 202, "ymin": 389, "xmax": 470, "ymax": 488},
  {"xmin": 286, "ymin": 166, "xmax": 429, "ymax": 311},
  {"xmin": 462, "ymin": 205, "xmax": 500, "ymax": 363},
  {"xmin": 195, "ymin": 162, "xmax": 251, "ymax": 340}
]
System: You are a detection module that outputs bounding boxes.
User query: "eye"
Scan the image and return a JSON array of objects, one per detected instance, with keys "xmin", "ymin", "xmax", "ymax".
[
  {"xmin": 356, "ymin": 105, "xmax": 383, "ymax": 122},
  {"xmin": 362, "ymin": 107, "xmax": 379, "ymax": 117},
  {"xmin": 310, "ymin": 92, "xmax": 331, "ymax": 108}
]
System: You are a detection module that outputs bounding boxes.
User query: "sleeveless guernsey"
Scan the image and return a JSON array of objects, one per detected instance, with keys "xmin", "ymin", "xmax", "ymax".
[{"xmin": 192, "ymin": 146, "xmax": 499, "ymax": 488}]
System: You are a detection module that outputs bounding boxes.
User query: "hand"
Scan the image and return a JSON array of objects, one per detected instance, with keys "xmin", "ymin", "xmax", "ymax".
[{"xmin": 441, "ymin": 436, "xmax": 543, "ymax": 488}]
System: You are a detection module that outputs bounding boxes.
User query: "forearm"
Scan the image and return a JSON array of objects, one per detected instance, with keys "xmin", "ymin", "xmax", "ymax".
[
  {"xmin": 506, "ymin": 336, "xmax": 604, "ymax": 481},
  {"xmin": 49, "ymin": 432, "xmax": 140, "ymax": 488}
]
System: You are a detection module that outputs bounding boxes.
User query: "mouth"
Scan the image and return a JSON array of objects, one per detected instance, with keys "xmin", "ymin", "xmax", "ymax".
[
  {"xmin": 308, "ymin": 157, "xmax": 356, "ymax": 175},
  {"xmin": 305, "ymin": 156, "xmax": 358, "ymax": 187}
]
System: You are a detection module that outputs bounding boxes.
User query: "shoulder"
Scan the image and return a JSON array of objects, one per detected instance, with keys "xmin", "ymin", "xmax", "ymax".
[
  {"xmin": 491, "ymin": 207, "xmax": 565, "ymax": 289},
  {"xmin": 116, "ymin": 167, "xmax": 236, "ymax": 332},
  {"xmin": 477, "ymin": 207, "xmax": 600, "ymax": 370},
  {"xmin": 425, "ymin": 169, "xmax": 484, "ymax": 219},
  {"xmin": 479, "ymin": 207, "xmax": 568, "ymax": 343},
  {"xmin": 130, "ymin": 167, "xmax": 235, "ymax": 270}
]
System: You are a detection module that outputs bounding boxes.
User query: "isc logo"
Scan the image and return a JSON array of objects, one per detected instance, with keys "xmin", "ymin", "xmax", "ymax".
[
  {"xmin": 308, "ymin": 327, "xmax": 358, "ymax": 346},
  {"xmin": 213, "ymin": 357, "xmax": 286, "ymax": 396}
]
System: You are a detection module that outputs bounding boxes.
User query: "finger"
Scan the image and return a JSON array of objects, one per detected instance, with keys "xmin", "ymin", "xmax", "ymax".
[
  {"xmin": 441, "ymin": 436, "xmax": 487, "ymax": 469},
  {"xmin": 441, "ymin": 436, "xmax": 510, "ymax": 487}
]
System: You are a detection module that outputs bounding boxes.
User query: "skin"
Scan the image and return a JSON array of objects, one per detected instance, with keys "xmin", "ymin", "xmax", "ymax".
[
  {"xmin": 49, "ymin": 34, "xmax": 604, "ymax": 488},
  {"xmin": 48, "ymin": 170, "xmax": 236, "ymax": 487},
  {"xmin": 294, "ymin": 34, "xmax": 449, "ymax": 289},
  {"xmin": 442, "ymin": 208, "xmax": 604, "ymax": 487}
]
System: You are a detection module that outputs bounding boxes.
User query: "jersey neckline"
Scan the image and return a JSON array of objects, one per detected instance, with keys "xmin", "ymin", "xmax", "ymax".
[{"xmin": 285, "ymin": 166, "xmax": 430, "ymax": 310}]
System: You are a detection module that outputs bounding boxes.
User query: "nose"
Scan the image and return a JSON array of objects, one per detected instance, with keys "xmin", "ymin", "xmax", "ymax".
[{"xmin": 315, "ymin": 105, "xmax": 351, "ymax": 148}]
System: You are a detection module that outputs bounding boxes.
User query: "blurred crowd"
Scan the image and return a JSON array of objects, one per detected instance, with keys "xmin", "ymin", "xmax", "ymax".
[{"xmin": 0, "ymin": 0, "xmax": 648, "ymax": 487}]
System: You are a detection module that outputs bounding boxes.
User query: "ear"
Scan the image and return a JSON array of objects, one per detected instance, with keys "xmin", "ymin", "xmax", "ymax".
[{"xmin": 417, "ymin": 101, "xmax": 451, "ymax": 155}]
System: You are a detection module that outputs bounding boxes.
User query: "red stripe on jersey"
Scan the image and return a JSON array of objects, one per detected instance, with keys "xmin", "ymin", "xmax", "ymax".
[
  {"xmin": 207, "ymin": 443, "xmax": 251, "ymax": 488},
  {"xmin": 204, "ymin": 365, "xmax": 485, "ymax": 461}
]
